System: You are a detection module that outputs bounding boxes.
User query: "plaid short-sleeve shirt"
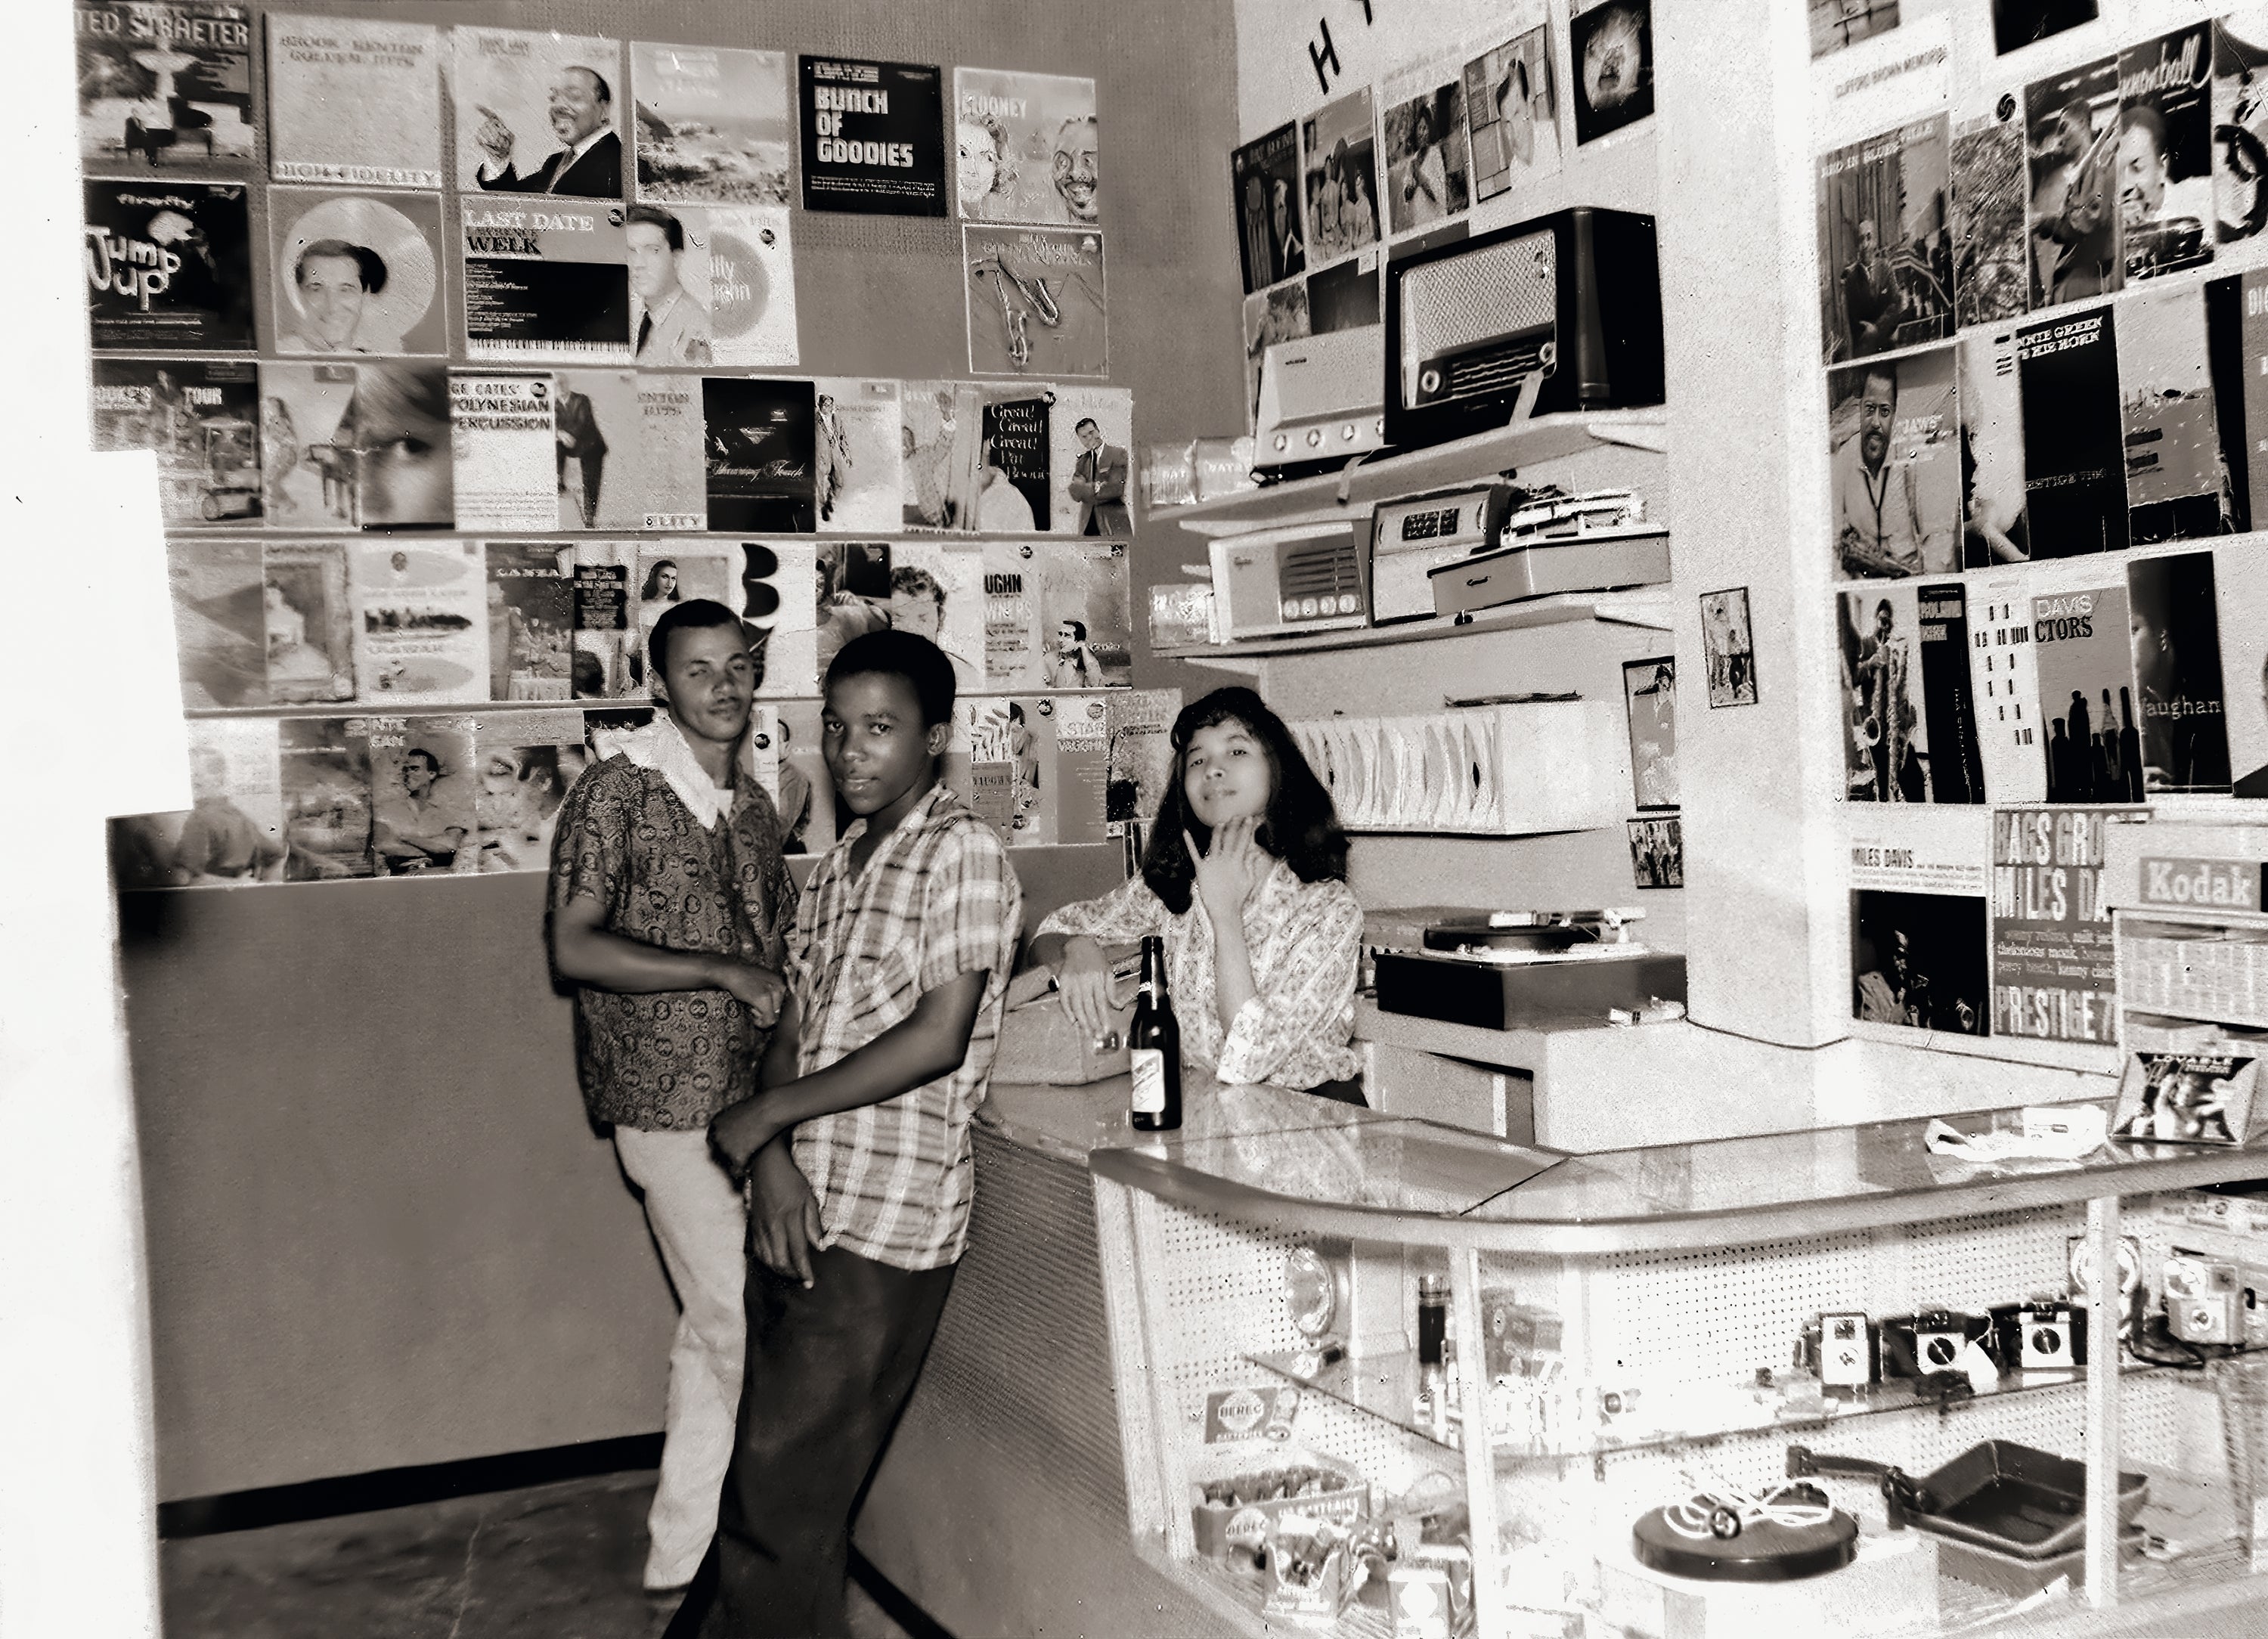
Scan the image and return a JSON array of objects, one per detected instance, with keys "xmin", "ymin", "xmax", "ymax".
[{"xmin": 787, "ymin": 782, "xmax": 1023, "ymax": 1271}]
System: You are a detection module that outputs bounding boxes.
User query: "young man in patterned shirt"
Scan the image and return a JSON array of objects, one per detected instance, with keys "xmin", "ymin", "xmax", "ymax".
[
  {"xmin": 669, "ymin": 629, "xmax": 1024, "ymax": 1639},
  {"xmin": 548, "ymin": 598, "xmax": 797, "ymax": 1595}
]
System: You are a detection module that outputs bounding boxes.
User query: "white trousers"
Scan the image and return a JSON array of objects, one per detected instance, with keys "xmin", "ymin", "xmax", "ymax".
[{"xmin": 614, "ymin": 1124, "xmax": 748, "ymax": 1590}]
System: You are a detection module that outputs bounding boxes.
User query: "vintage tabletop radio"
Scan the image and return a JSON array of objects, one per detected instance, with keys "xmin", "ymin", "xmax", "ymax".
[
  {"xmin": 1255, "ymin": 327, "xmax": 1387, "ymax": 481},
  {"xmin": 1368, "ymin": 481, "xmax": 1518, "ymax": 624},
  {"xmin": 1207, "ymin": 520, "xmax": 1369, "ymax": 639}
]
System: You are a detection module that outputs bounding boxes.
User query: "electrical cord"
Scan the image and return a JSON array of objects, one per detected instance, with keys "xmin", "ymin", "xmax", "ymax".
[{"xmin": 1659, "ymin": 1476, "xmax": 1836, "ymax": 1542}]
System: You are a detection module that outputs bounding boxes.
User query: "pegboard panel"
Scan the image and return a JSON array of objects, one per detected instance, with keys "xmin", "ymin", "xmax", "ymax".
[
  {"xmin": 1894, "ymin": 1206, "xmax": 2084, "ymax": 1315},
  {"xmin": 1578, "ymin": 1231, "xmax": 1875, "ymax": 1382}
]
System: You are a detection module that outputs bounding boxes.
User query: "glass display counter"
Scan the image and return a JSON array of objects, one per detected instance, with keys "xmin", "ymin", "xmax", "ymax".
[{"xmin": 1087, "ymin": 1086, "xmax": 2268, "ymax": 1638}]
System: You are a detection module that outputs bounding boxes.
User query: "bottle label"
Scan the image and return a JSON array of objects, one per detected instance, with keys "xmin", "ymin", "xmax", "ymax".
[{"xmin": 1131, "ymin": 1048, "xmax": 1168, "ymax": 1114}]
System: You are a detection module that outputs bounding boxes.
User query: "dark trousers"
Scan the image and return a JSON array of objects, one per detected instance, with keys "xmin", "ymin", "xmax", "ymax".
[{"xmin": 667, "ymin": 1244, "xmax": 957, "ymax": 1639}]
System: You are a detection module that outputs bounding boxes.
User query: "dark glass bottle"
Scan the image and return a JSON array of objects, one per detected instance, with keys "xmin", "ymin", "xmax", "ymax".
[{"xmin": 1128, "ymin": 934, "xmax": 1182, "ymax": 1132}]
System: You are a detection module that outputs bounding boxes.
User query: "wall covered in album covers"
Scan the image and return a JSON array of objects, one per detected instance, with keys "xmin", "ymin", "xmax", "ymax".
[{"xmin": 107, "ymin": 0, "xmax": 1242, "ymax": 1502}]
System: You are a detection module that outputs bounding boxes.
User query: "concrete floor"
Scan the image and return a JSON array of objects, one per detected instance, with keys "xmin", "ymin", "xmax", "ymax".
[{"xmin": 159, "ymin": 1469, "xmax": 918, "ymax": 1639}]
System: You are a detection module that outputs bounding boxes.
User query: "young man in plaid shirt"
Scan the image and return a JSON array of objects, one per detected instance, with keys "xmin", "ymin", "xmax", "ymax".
[{"xmin": 668, "ymin": 629, "xmax": 1024, "ymax": 1639}]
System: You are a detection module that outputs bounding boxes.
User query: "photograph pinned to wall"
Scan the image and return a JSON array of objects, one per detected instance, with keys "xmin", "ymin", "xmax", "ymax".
[
  {"xmin": 813, "ymin": 379, "xmax": 904, "ymax": 533},
  {"xmin": 965, "ymin": 225, "xmax": 1107, "ymax": 377},
  {"xmin": 448, "ymin": 373, "xmax": 556, "ymax": 533},
  {"xmin": 1951, "ymin": 100, "xmax": 2028, "ymax": 329},
  {"xmin": 703, "ymin": 376, "xmax": 815, "ymax": 534},
  {"xmin": 632, "ymin": 42, "xmax": 791, "ymax": 206},
  {"xmin": 1049, "ymin": 384, "xmax": 1134, "ymax": 536},
  {"xmin": 631, "ymin": 203, "xmax": 798, "ymax": 367},
  {"xmin": 449, "ymin": 26, "xmax": 623, "ymax": 198},
  {"xmin": 2118, "ymin": 25, "xmax": 2215, "ymax": 283},
  {"xmin": 84, "ymin": 178, "xmax": 253, "ymax": 350},
  {"xmin": 262, "ymin": 540, "xmax": 353, "ymax": 703},
  {"xmin": 278, "ymin": 717, "xmax": 373, "ymax": 879},
  {"xmin": 798, "ymin": 56, "xmax": 947, "ymax": 217},
  {"xmin": 460, "ymin": 198, "xmax": 630, "ymax": 363},
  {"xmin": 1621, "ymin": 657, "xmax": 1678, "ymax": 809},
  {"xmin": 634, "ymin": 372, "xmax": 707, "ymax": 530},
  {"xmin": 738, "ymin": 539, "xmax": 818, "ymax": 699},
  {"xmin": 2114, "ymin": 1049, "xmax": 2258, "ymax": 1144},
  {"xmin": 2117, "ymin": 286, "xmax": 2235, "ymax": 545},
  {"xmin": 265, "ymin": 13, "xmax": 441, "ymax": 189},
  {"xmin": 1851, "ymin": 888, "xmax": 1988, "ymax": 1033},
  {"xmin": 2016, "ymin": 303, "xmax": 2127, "ymax": 556},
  {"xmin": 551, "ymin": 368, "xmax": 640, "ymax": 531},
  {"xmin": 1839, "ymin": 584, "xmax": 1938, "ymax": 801},
  {"xmin": 1959, "ymin": 329, "xmax": 2029, "ymax": 568},
  {"xmin": 470, "ymin": 709, "xmax": 586, "ymax": 872},
  {"xmin": 1700, "ymin": 587, "xmax": 1758, "ymax": 708},
  {"xmin": 2031, "ymin": 571, "xmax": 2140, "ymax": 801},
  {"xmin": 114, "ymin": 717, "xmax": 288, "ymax": 891},
  {"xmin": 268, "ymin": 188, "xmax": 444, "ymax": 355},
  {"xmin": 167, "ymin": 536, "xmax": 266, "ymax": 708},
  {"xmin": 2128, "ymin": 550, "xmax": 2232, "ymax": 792},
  {"xmin": 1992, "ymin": 806, "xmax": 2121, "ymax": 1043},
  {"xmin": 91, "ymin": 358, "xmax": 262, "ymax": 528},
  {"xmin": 888, "ymin": 541, "xmax": 986, "ymax": 694},
  {"xmin": 1241, "ymin": 283, "xmax": 1312, "ymax": 432},
  {"xmin": 1299, "ymin": 86, "xmax": 1380, "ymax": 267},
  {"xmin": 1994, "ymin": 0, "xmax": 2098, "ymax": 57},
  {"xmin": 1380, "ymin": 58, "xmax": 1472, "ymax": 237},
  {"xmin": 485, "ymin": 541, "xmax": 574, "ymax": 702},
  {"xmin": 1828, "ymin": 343, "xmax": 1960, "ymax": 578},
  {"xmin": 953, "ymin": 68, "xmax": 1099, "ymax": 226},
  {"xmin": 571, "ymin": 542, "xmax": 634, "ymax": 699},
  {"xmin": 1811, "ymin": 0, "xmax": 1900, "ymax": 60},
  {"xmin": 2214, "ymin": 12, "xmax": 2268, "ymax": 249},
  {"xmin": 1105, "ymin": 688, "xmax": 1182, "ymax": 843},
  {"xmin": 2215, "ymin": 538, "xmax": 2268, "ymax": 796},
  {"xmin": 76, "ymin": 1, "xmax": 256, "ymax": 176},
  {"xmin": 2025, "ymin": 56, "xmax": 2123, "ymax": 308},
  {"xmin": 1464, "ymin": 20, "xmax": 1561, "ymax": 205},
  {"xmin": 1627, "ymin": 816, "xmax": 1683, "ymax": 889},
  {"xmin": 902, "ymin": 380, "xmax": 982, "ymax": 529},
  {"xmin": 364, "ymin": 714, "xmax": 476, "ymax": 875},
  {"xmin": 1918, "ymin": 582, "xmax": 1987, "ymax": 804},
  {"xmin": 975, "ymin": 395, "xmax": 1050, "ymax": 531},
  {"xmin": 770, "ymin": 700, "xmax": 832, "ymax": 854},
  {"xmin": 1569, "ymin": 0, "xmax": 1654, "ymax": 146},
  {"xmin": 981, "ymin": 538, "xmax": 1133, "ymax": 690},
  {"xmin": 1816, "ymin": 116, "xmax": 1952, "ymax": 364},
  {"xmin": 1968, "ymin": 572, "xmax": 2046, "ymax": 803},
  {"xmin": 349, "ymin": 541, "xmax": 487, "ymax": 705},
  {"xmin": 259, "ymin": 361, "xmax": 454, "ymax": 531},
  {"xmin": 626, "ymin": 543, "xmax": 736, "ymax": 689},
  {"xmin": 813, "ymin": 540, "xmax": 892, "ymax": 677},
  {"xmin": 1232, "ymin": 122, "xmax": 1305, "ymax": 293}
]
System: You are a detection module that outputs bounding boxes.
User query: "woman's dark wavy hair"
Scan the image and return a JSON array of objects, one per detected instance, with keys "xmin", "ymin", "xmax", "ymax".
[{"xmin": 1140, "ymin": 686, "xmax": 1347, "ymax": 916}]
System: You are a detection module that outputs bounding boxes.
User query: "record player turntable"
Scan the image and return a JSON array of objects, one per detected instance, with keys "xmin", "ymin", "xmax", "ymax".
[{"xmin": 1367, "ymin": 907, "xmax": 1687, "ymax": 1030}]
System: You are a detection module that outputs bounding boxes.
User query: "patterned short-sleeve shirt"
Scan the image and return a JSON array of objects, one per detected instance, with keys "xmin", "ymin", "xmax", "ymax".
[
  {"xmin": 788, "ymin": 782, "xmax": 1023, "ymax": 1272},
  {"xmin": 549, "ymin": 756, "xmax": 798, "ymax": 1132}
]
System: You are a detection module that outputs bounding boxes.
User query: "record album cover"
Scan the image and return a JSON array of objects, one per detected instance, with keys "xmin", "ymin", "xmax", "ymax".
[
  {"xmin": 265, "ymin": 13, "xmax": 441, "ymax": 189},
  {"xmin": 2214, "ymin": 13, "xmax": 2268, "ymax": 249},
  {"xmin": 798, "ymin": 56, "xmax": 947, "ymax": 216},
  {"xmin": 1852, "ymin": 888, "xmax": 1989, "ymax": 1034},
  {"xmin": 628, "ymin": 203, "xmax": 798, "ymax": 368},
  {"xmin": 1817, "ymin": 116, "xmax": 1952, "ymax": 364},
  {"xmin": 262, "ymin": 539, "xmax": 353, "ymax": 703},
  {"xmin": 2113, "ymin": 1050, "xmax": 2257, "ymax": 1144},
  {"xmin": 1049, "ymin": 385, "xmax": 1135, "ymax": 535},
  {"xmin": 1828, "ymin": 344, "xmax": 1959, "ymax": 578},
  {"xmin": 114, "ymin": 717, "xmax": 286, "ymax": 889},
  {"xmin": 259, "ymin": 361, "xmax": 454, "ymax": 531},
  {"xmin": 965, "ymin": 225, "xmax": 1106, "ymax": 377},
  {"xmin": 470, "ymin": 709, "xmax": 585, "ymax": 872},
  {"xmin": 279, "ymin": 716, "xmax": 373, "ymax": 879},
  {"xmin": 571, "ymin": 543, "xmax": 634, "ymax": 699},
  {"xmin": 1232, "ymin": 122, "xmax": 1304, "ymax": 293},
  {"xmin": 1960, "ymin": 329, "xmax": 2029, "ymax": 568},
  {"xmin": 460, "ymin": 197, "xmax": 631, "ymax": 362},
  {"xmin": 1967, "ymin": 572, "xmax": 2046, "ymax": 803},
  {"xmin": 703, "ymin": 376, "xmax": 815, "ymax": 534},
  {"xmin": 449, "ymin": 26, "xmax": 624, "ymax": 199},
  {"xmin": 953, "ymin": 67, "xmax": 1099, "ymax": 226},
  {"xmin": 365, "ymin": 714, "xmax": 476, "ymax": 875},
  {"xmin": 634, "ymin": 373, "xmax": 708, "ymax": 531},
  {"xmin": 1380, "ymin": 59, "xmax": 1472, "ymax": 237},
  {"xmin": 633, "ymin": 42, "xmax": 791, "ymax": 206},
  {"xmin": 1569, "ymin": 0, "xmax": 1654, "ymax": 145},
  {"xmin": 1994, "ymin": 0, "xmax": 2097, "ymax": 57},
  {"xmin": 738, "ymin": 539, "xmax": 818, "ymax": 698},
  {"xmin": 1839, "ymin": 585, "xmax": 1938, "ymax": 801},
  {"xmin": 1465, "ymin": 23, "xmax": 1562, "ymax": 206},
  {"xmin": 813, "ymin": 379, "xmax": 905, "ymax": 534},
  {"xmin": 349, "ymin": 541, "xmax": 487, "ymax": 705},
  {"xmin": 2117, "ymin": 285, "xmax": 2235, "ymax": 545},
  {"xmin": 2031, "ymin": 576, "xmax": 2139, "ymax": 801},
  {"xmin": 166, "ymin": 535, "xmax": 265, "ymax": 708},
  {"xmin": 448, "ymin": 373, "xmax": 556, "ymax": 533},
  {"xmin": 76, "ymin": 2, "xmax": 256, "ymax": 177},
  {"xmin": 84, "ymin": 178, "xmax": 253, "ymax": 350},
  {"xmin": 2016, "ymin": 305, "xmax": 2127, "ymax": 556},
  {"xmin": 1300, "ymin": 87, "xmax": 1381, "ymax": 267},
  {"xmin": 625, "ymin": 544, "xmax": 737, "ymax": 689},
  {"xmin": 978, "ymin": 396, "xmax": 1050, "ymax": 531},
  {"xmin": 1951, "ymin": 102, "xmax": 2028, "ymax": 328},
  {"xmin": 268, "ymin": 188, "xmax": 445, "ymax": 356},
  {"xmin": 485, "ymin": 541, "xmax": 574, "ymax": 702},
  {"xmin": 2118, "ymin": 25, "xmax": 2214, "ymax": 283},
  {"xmin": 2127, "ymin": 549, "xmax": 2232, "ymax": 792},
  {"xmin": 2026, "ymin": 56, "xmax": 2123, "ymax": 308},
  {"xmin": 2215, "ymin": 538, "xmax": 2268, "ymax": 797},
  {"xmin": 552, "ymin": 369, "xmax": 642, "ymax": 531},
  {"xmin": 1992, "ymin": 806, "xmax": 2119, "ymax": 1043},
  {"xmin": 982, "ymin": 538, "xmax": 1133, "ymax": 691},
  {"xmin": 1917, "ymin": 581, "xmax": 1986, "ymax": 804},
  {"xmin": 91, "ymin": 358, "xmax": 262, "ymax": 528}
]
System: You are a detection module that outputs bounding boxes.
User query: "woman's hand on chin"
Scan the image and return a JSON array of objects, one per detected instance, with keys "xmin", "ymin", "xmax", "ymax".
[{"xmin": 1188, "ymin": 817, "xmax": 1265, "ymax": 923}]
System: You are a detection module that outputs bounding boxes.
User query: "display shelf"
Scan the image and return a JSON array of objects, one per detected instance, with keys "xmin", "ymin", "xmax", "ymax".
[
  {"xmin": 1151, "ymin": 410, "xmax": 1670, "ymax": 540},
  {"xmin": 1152, "ymin": 587, "xmax": 1674, "ymax": 671},
  {"xmin": 1130, "ymin": 1536, "xmax": 1394, "ymax": 1639},
  {"xmin": 1248, "ymin": 1347, "xmax": 2185, "ymax": 1467},
  {"xmin": 181, "ymin": 684, "xmax": 1136, "ymax": 720}
]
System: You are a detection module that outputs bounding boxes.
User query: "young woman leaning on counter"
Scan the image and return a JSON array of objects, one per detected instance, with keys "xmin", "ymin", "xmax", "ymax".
[{"xmin": 1019, "ymin": 686, "xmax": 1367, "ymax": 1102}]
